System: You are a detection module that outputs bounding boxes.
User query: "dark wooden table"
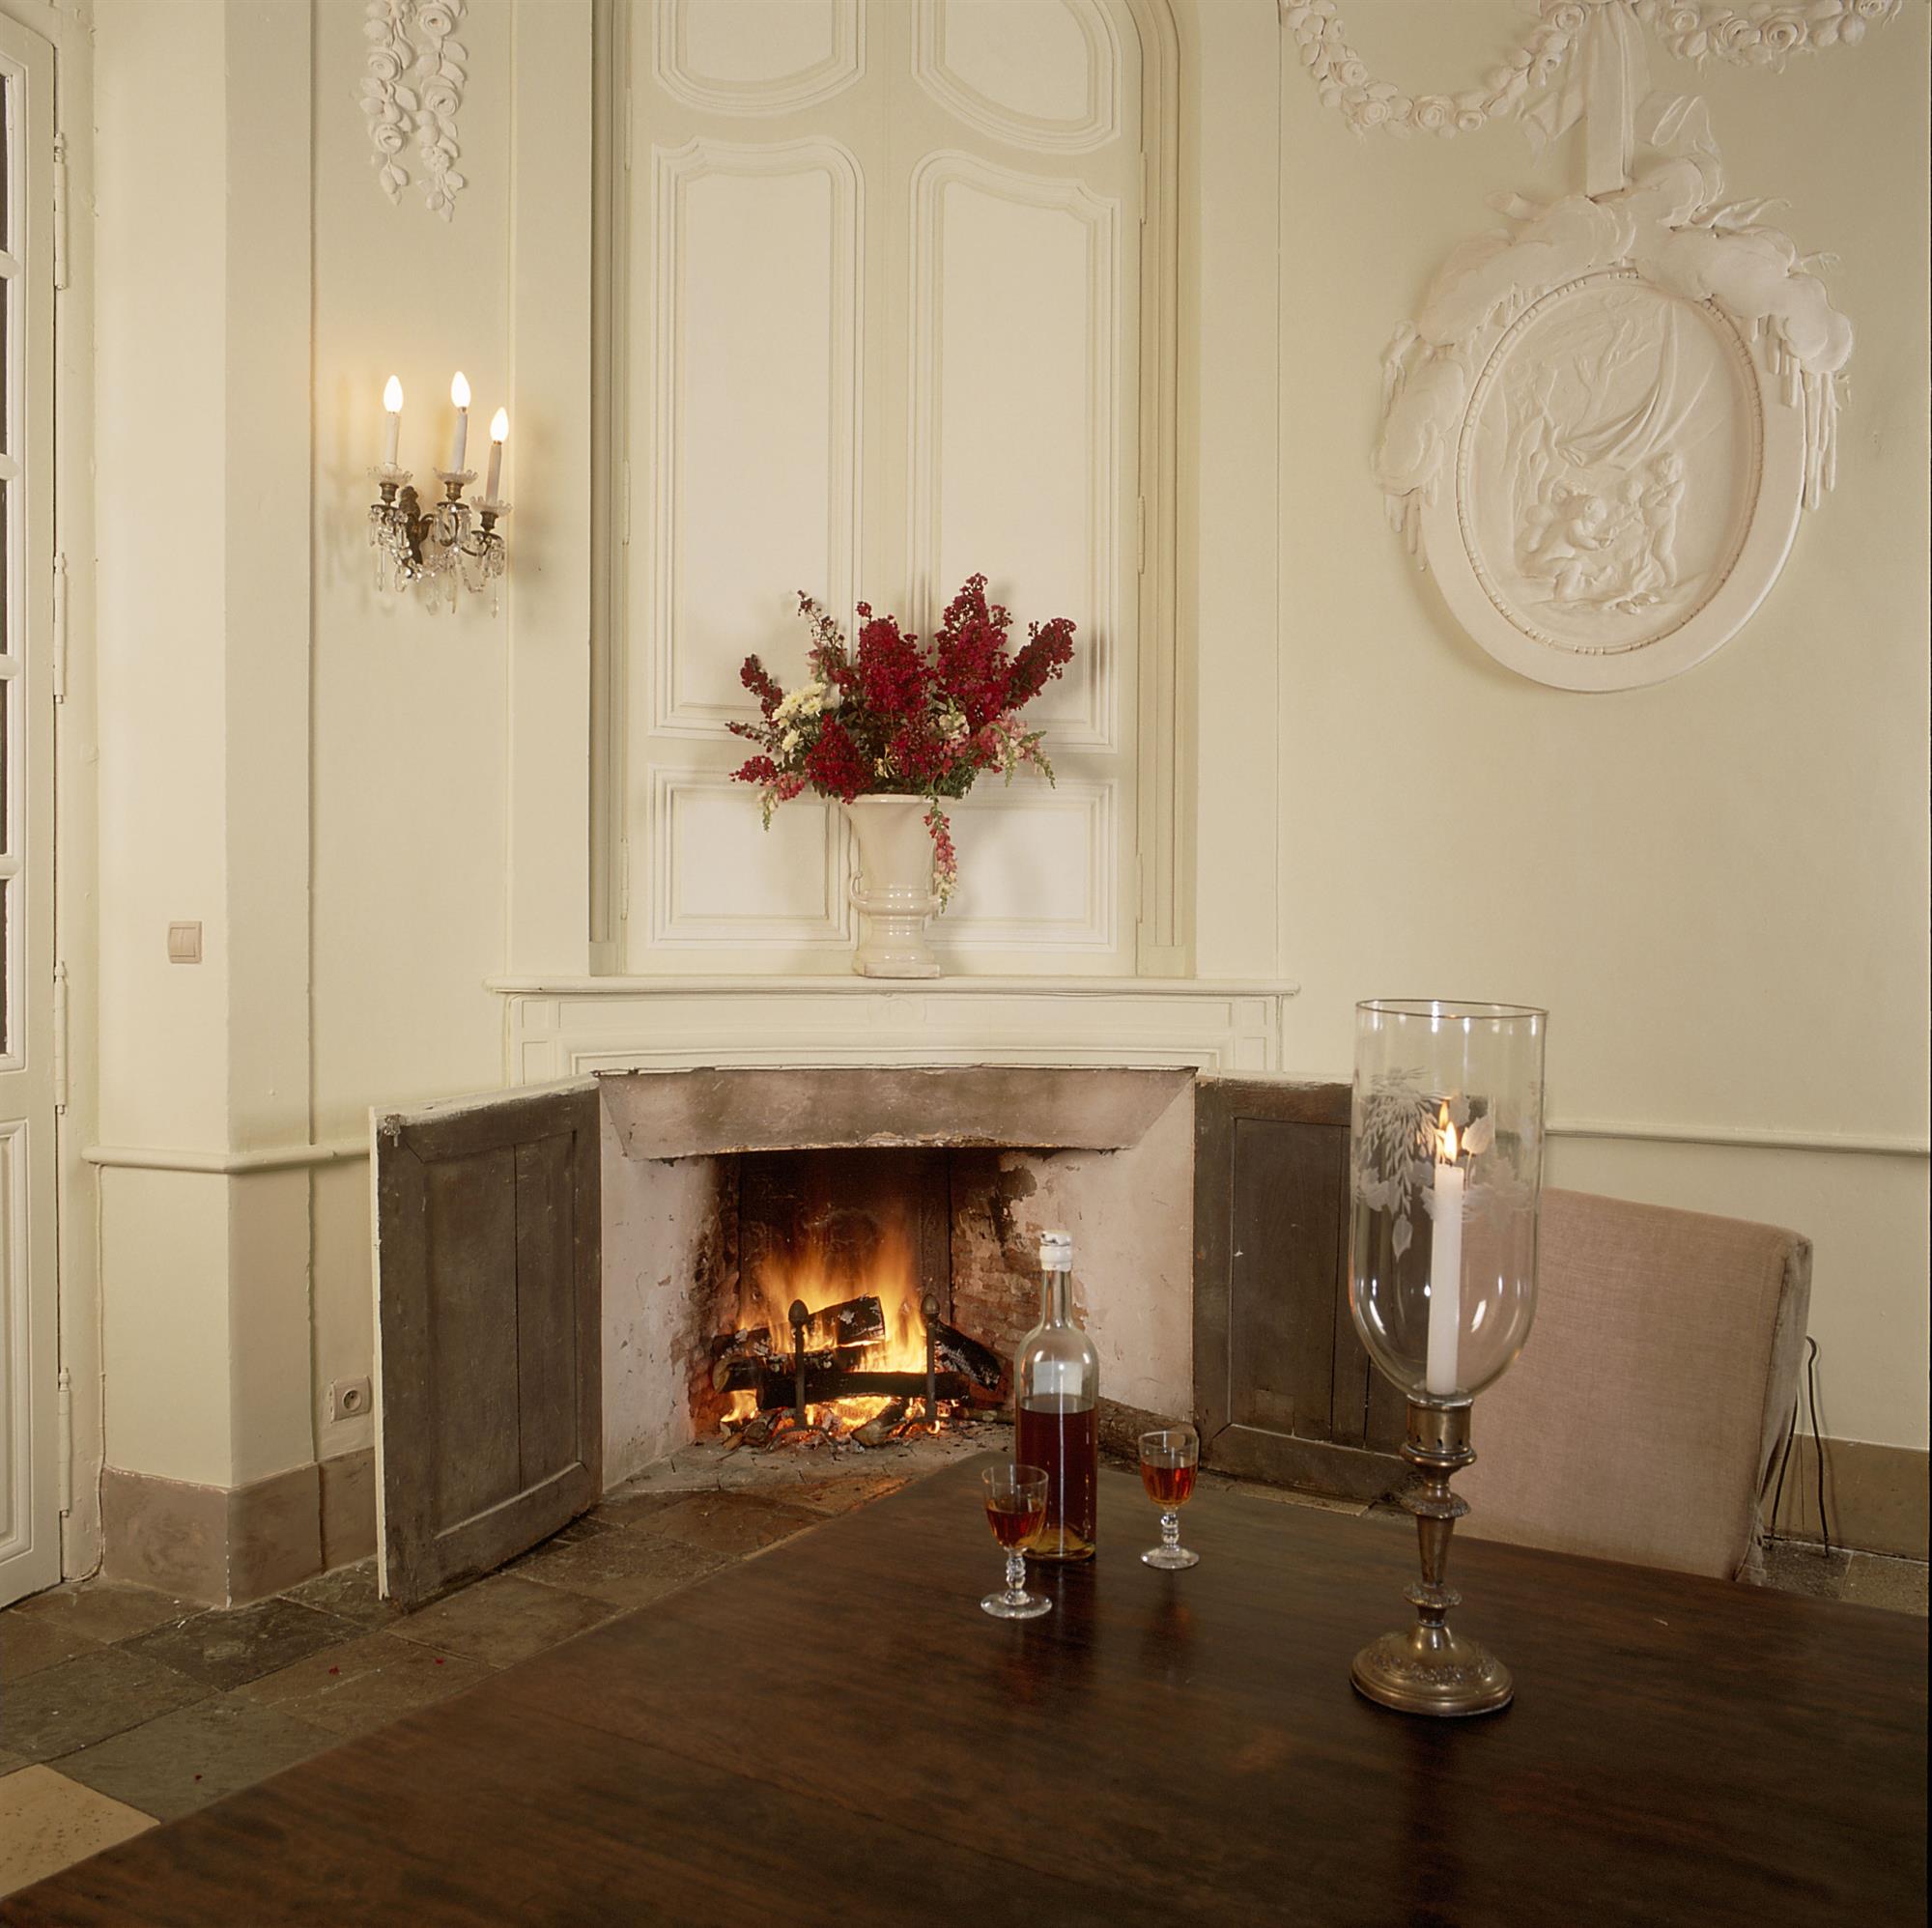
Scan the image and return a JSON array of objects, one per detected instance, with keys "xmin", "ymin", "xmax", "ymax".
[{"xmin": 7, "ymin": 1460, "xmax": 1924, "ymax": 1926}]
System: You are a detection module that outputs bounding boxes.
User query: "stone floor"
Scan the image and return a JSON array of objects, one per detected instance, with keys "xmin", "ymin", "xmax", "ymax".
[{"xmin": 3, "ymin": 1433, "xmax": 1924, "ymax": 1899}]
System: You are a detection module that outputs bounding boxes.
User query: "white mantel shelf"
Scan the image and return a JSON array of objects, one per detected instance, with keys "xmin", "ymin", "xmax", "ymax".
[{"xmin": 489, "ymin": 977, "xmax": 1302, "ymax": 1086}]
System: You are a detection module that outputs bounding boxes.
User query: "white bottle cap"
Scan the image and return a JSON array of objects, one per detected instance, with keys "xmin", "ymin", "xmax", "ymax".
[{"xmin": 1038, "ymin": 1230, "xmax": 1073, "ymax": 1271}]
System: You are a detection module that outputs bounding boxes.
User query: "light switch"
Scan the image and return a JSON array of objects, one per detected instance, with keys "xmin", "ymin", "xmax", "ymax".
[{"xmin": 167, "ymin": 921, "xmax": 203, "ymax": 964}]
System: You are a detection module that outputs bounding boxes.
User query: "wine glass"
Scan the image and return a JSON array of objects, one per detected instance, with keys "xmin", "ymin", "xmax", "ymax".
[
  {"xmin": 1139, "ymin": 1426, "xmax": 1201, "ymax": 1570},
  {"xmin": 981, "ymin": 1465, "xmax": 1052, "ymax": 1620}
]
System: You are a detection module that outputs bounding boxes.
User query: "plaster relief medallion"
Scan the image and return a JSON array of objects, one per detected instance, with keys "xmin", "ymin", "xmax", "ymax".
[
  {"xmin": 1379, "ymin": 150, "xmax": 1847, "ymax": 693},
  {"xmin": 1439, "ymin": 269, "xmax": 1779, "ymax": 682}
]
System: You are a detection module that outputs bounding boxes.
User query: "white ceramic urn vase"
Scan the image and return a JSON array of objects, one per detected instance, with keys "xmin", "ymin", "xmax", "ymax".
[{"xmin": 843, "ymin": 795, "xmax": 941, "ymax": 978}]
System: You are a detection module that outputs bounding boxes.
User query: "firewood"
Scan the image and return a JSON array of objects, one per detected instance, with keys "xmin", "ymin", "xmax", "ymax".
[
  {"xmin": 713, "ymin": 1342, "xmax": 877, "ymax": 1396},
  {"xmin": 715, "ymin": 1294, "xmax": 887, "ymax": 1362},
  {"xmin": 751, "ymin": 1368, "xmax": 972, "ymax": 1411},
  {"xmin": 852, "ymin": 1399, "xmax": 910, "ymax": 1448},
  {"xmin": 928, "ymin": 1317, "xmax": 1007, "ymax": 1393}
]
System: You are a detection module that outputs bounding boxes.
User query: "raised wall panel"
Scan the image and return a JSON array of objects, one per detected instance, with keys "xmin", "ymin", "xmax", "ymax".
[
  {"xmin": 651, "ymin": 769, "xmax": 853, "ymax": 950},
  {"xmin": 914, "ymin": 0, "xmax": 1120, "ymax": 153},
  {"xmin": 656, "ymin": 0, "xmax": 864, "ymax": 117},
  {"xmin": 939, "ymin": 780, "xmax": 1116, "ymax": 950},
  {"xmin": 910, "ymin": 153, "xmax": 1120, "ymax": 752},
  {"xmin": 652, "ymin": 138, "xmax": 861, "ymax": 737}
]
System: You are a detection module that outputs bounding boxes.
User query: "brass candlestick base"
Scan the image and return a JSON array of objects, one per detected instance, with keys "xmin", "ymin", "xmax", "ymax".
[{"xmin": 1351, "ymin": 1400, "xmax": 1513, "ymax": 1718}]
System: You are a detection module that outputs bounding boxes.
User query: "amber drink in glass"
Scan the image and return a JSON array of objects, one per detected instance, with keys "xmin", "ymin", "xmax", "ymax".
[
  {"xmin": 981, "ymin": 1465, "xmax": 1051, "ymax": 1619},
  {"xmin": 1139, "ymin": 1425, "xmax": 1201, "ymax": 1570}
]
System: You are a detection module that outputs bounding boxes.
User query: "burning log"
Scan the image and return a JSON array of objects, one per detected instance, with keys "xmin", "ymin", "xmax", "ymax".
[
  {"xmin": 712, "ymin": 1343, "xmax": 875, "ymax": 1397},
  {"xmin": 711, "ymin": 1293, "xmax": 887, "ymax": 1370},
  {"xmin": 852, "ymin": 1399, "xmax": 911, "ymax": 1448},
  {"xmin": 746, "ymin": 1367, "xmax": 973, "ymax": 1411},
  {"xmin": 928, "ymin": 1316, "xmax": 1009, "ymax": 1403}
]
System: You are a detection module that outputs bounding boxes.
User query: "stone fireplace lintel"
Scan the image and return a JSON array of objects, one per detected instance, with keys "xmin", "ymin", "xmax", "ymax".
[{"xmin": 599, "ymin": 1064, "xmax": 1195, "ymax": 1161}]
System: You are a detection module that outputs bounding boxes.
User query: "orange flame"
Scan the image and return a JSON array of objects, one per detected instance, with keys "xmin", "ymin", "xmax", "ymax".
[
  {"xmin": 1436, "ymin": 1100, "xmax": 1459, "ymax": 1164},
  {"xmin": 723, "ymin": 1217, "xmax": 932, "ymax": 1434}
]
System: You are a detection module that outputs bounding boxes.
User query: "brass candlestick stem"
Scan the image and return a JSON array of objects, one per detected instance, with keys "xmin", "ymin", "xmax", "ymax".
[{"xmin": 1350, "ymin": 1400, "xmax": 1513, "ymax": 1717}]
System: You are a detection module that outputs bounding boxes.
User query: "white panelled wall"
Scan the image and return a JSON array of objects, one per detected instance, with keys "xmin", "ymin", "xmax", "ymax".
[
  {"xmin": 50, "ymin": 0, "xmax": 1928, "ymax": 1586},
  {"xmin": 622, "ymin": 0, "xmax": 1150, "ymax": 973}
]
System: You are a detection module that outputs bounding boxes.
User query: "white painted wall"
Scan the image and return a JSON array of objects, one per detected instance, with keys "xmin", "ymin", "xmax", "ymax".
[
  {"xmin": 1185, "ymin": 1, "xmax": 1929, "ymax": 1450},
  {"xmin": 75, "ymin": 0, "xmax": 1925, "ymax": 1558}
]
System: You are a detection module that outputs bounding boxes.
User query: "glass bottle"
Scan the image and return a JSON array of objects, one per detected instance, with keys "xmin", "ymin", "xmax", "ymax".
[{"xmin": 1013, "ymin": 1230, "xmax": 1099, "ymax": 1561}]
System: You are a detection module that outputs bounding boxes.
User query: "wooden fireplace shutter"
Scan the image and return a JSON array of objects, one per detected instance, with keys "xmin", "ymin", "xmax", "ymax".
[
  {"xmin": 1193, "ymin": 1078, "xmax": 1406, "ymax": 1502},
  {"xmin": 374, "ymin": 1082, "xmax": 602, "ymax": 1607}
]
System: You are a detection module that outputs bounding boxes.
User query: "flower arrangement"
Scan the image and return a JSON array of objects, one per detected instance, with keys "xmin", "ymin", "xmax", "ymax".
[{"xmin": 729, "ymin": 575, "xmax": 1076, "ymax": 904}]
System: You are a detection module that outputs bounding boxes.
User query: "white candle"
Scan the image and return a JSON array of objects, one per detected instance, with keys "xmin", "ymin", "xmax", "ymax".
[
  {"xmin": 449, "ymin": 370, "xmax": 470, "ymax": 471},
  {"xmin": 382, "ymin": 376, "xmax": 403, "ymax": 468},
  {"xmin": 486, "ymin": 408, "xmax": 508, "ymax": 499},
  {"xmin": 1425, "ymin": 1111, "xmax": 1463, "ymax": 1397}
]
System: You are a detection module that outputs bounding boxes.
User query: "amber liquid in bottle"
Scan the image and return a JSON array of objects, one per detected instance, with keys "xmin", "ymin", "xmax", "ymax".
[{"xmin": 1016, "ymin": 1396, "xmax": 1098, "ymax": 1562}]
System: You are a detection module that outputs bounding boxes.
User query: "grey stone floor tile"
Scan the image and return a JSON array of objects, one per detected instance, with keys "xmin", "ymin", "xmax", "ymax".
[
  {"xmin": 585, "ymin": 1489, "xmax": 690, "ymax": 1530},
  {"xmin": 2, "ymin": 1616, "xmax": 103, "ymax": 1686},
  {"xmin": 1, "ymin": 1646, "xmax": 209, "ymax": 1764},
  {"xmin": 55, "ymin": 1692, "xmax": 336, "ymax": 1825},
  {"xmin": 512, "ymin": 1528, "xmax": 729, "ymax": 1610},
  {"xmin": 277, "ymin": 1560, "xmax": 411, "ymax": 1631},
  {"xmin": 644, "ymin": 1490, "xmax": 821, "ymax": 1557},
  {"xmin": 120, "ymin": 1598, "xmax": 360, "ymax": 1692},
  {"xmin": 7, "ymin": 1581, "xmax": 198, "ymax": 1647},
  {"xmin": 785, "ymin": 1474, "xmax": 911, "ymax": 1517},
  {"xmin": 234, "ymin": 1631, "xmax": 492, "ymax": 1741},
  {"xmin": 1840, "ymin": 1551, "xmax": 1929, "ymax": 1617},
  {"xmin": 390, "ymin": 1574, "xmax": 618, "ymax": 1669}
]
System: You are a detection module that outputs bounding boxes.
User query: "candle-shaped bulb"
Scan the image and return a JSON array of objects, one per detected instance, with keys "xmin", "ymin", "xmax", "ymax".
[
  {"xmin": 485, "ymin": 407, "xmax": 508, "ymax": 500},
  {"xmin": 382, "ymin": 375, "xmax": 404, "ymax": 466},
  {"xmin": 449, "ymin": 370, "xmax": 470, "ymax": 471}
]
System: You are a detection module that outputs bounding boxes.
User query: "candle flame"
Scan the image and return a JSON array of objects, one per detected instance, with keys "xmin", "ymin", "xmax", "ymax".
[
  {"xmin": 450, "ymin": 370, "xmax": 471, "ymax": 409},
  {"xmin": 1436, "ymin": 1101, "xmax": 1459, "ymax": 1164},
  {"xmin": 490, "ymin": 408, "xmax": 509, "ymax": 442},
  {"xmin": 383, "ymin": 376, "xmax": 404, "ymax": 412}
]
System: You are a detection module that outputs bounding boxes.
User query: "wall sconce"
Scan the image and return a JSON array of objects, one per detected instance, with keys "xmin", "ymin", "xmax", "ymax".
[{"xmin": 368, "ymin": 372, "xmax": 511, "ymax": 611}]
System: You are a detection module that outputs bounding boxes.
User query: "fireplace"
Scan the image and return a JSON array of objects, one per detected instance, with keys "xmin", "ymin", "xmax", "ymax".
[
  {"xmin": 371, "ymin": 1057, "xmax": 1392, "ymax": 1607},
  {"xmin": 598, "ymin": 1065, "xmax": 1199, "ymax": 1486}
]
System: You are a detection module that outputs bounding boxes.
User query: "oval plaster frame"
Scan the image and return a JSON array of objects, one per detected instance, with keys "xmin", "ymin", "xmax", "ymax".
[{"xmin": 1420, "ymin": 269, "xmax": 1806, "ymax": 694}]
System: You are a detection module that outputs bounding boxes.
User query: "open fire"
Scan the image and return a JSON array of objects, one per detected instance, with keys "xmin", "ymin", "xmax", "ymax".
[{"xmin": 709, "ymin": 1214, "xmax": 1007, "ymax": 1448}]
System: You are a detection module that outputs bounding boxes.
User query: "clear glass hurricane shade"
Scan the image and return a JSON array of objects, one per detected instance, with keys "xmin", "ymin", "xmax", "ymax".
[{"xmin": 1349, "ymin": 999, "xmax": 1547, "ymax": 1403}]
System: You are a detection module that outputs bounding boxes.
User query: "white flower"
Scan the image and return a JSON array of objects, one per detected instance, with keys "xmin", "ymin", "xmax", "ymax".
[{"xmin": 781, "ymin": 729, "xmax": 800, "ymax": 754}]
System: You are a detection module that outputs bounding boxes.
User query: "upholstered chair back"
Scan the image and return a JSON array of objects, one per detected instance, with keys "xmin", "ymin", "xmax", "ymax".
[{"xmin": 1458, "ymin": 1188, "xmax": 1812, "ymax": 1580}]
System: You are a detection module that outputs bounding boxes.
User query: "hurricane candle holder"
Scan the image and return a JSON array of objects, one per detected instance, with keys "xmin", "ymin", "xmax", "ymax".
[{"xmin": 1347, "ymin": 997, "xmax": 1546, "ymax": 1716}]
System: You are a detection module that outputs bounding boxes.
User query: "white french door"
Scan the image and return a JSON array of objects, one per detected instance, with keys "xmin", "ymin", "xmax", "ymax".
[{"xmin": 0, "ymin": 14, "xmax": 60, "ymax": 1607}]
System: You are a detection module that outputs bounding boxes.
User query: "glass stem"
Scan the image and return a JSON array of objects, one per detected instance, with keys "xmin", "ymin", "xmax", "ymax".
[
  {"xmin": 1005, "ymin": 1549, "xmax": 1026, "ymax": 1601},
  {"xmin": 1161, "ymin": 1509, "xmax": 1179, "ymax": 1550}
]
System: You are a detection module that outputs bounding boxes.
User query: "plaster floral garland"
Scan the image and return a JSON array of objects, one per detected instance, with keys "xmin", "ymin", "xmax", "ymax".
[
  {"xmin": 1284, "ymin": 0, "xmax": 1901, "ymax": 139},
  {"xmin": 360, "ymin": 0, "xmax": 469, "ymax": 220}
]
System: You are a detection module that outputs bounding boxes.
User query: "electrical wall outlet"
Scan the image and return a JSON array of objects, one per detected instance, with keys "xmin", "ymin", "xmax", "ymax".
[{"xmin": 329, "ymin": 1376, "xmax": 373, "ymax": 1422}]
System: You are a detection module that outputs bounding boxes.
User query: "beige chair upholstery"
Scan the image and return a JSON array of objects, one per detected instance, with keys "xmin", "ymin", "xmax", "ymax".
[{"xmin": 1457, "ymin": 1188, "xmax": 1812, "ymax": 1580}]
